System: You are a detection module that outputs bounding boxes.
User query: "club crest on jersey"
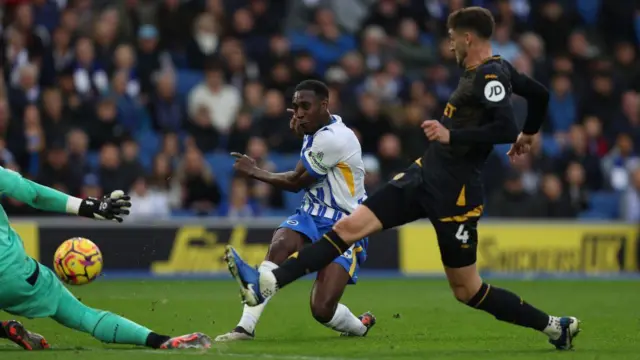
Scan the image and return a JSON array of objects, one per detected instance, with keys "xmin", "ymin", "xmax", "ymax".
[{"xmin": 484, "ymin": 80, "xmax": 505, "ymax": 102}]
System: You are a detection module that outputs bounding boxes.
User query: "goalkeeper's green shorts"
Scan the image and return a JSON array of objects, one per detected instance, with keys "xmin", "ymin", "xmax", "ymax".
[{"xmin": 0, "ymin": 256, "xmax": 70, "ymax": 319}]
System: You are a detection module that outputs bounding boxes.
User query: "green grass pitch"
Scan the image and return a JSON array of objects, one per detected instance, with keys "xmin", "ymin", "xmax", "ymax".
[{"xmin": 1, "ymin": 279, "xmax": 638, "ymax": 360}]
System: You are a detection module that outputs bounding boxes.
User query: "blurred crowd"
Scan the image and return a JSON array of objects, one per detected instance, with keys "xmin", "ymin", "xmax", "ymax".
[{"xmin": 0, "ymin": 0, "xmax": 639, "ymax": 221}]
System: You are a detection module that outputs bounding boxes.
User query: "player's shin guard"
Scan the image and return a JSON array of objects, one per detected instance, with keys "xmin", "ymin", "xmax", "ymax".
[
  {"xmin": 272, "ymin": 231, "xmax": 350, "ymax": 288},
  {"xmin": 466, "ymin": 283, "xmax": 549, "ymax": 331},
  {"xmin": 322, "ymin": 304, "xmax": 367, "ymax": 336}
]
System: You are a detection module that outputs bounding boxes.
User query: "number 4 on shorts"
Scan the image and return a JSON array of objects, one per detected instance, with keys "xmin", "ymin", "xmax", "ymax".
[{"xmin": 455, "ymin": 224, "xmax": 469, "ymax": 244}]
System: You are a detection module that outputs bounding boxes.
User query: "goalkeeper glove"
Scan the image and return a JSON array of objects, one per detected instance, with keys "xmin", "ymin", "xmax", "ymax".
[{"xmin": 78, "ymin": 190, "xmax": 132, "ymax": 222}]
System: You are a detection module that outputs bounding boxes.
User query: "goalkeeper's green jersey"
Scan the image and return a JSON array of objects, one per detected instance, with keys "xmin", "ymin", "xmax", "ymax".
[{"xmin": 0, "ymin": 166, "xmax": 71, "ymax": 276}]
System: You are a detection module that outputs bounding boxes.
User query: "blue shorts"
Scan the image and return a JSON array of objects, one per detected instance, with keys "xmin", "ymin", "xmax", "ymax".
[{"xmin": 278, "ymin": 209, "xmax": 368, "ymax": 284}]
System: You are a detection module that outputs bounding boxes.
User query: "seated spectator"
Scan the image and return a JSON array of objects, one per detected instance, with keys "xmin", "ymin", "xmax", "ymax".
[
  {"xmin": 87, "ymin": 96, "xmax": 127, "ymax": 150},
  {"xmin": 81, "ymin": 173, "xmax": 103, "ymax": 199},
  {"xmin": 218, "ymin": 176, "xmax": 259, "ymax": 219},
  {"xmin": 531, "ymin": 174, "xmax": 576, "ymax": 218},
  {"xmin": 187, "ymin": 61, "xmax": 241, "ymax": 151},
  {"xmin": 98, "ymin": 143, "xmax": 128, "ymax": 194},
  {"xmin": 70, "ymin": 37, "xmax": 109, "ymax": 100},
  {"xmin": 129, "ymin": 176, "xmax": 171, "ymax": 220},
  {"xmin": 621, "ymin": 167, "xmax": 640, "ymax": 222},
  {"xmin": 8, "ymin": 63, "xmax": 41, "ymax": 116},
  {"xmin": 488, "ymin": 170, "xmax": 538, "ymax": 218},
  {"xmin": 148, "ymin": 153, "xmax": 181, "ymax": 209},
  {"xmin": 111, "ymin": 44, "xmax": 140, "ymax": 99},
  {"xmin": 66, "ymin": 128, "xmax": 90, "ymax": 174},
  {"xmin": 149, "ymin": 70, "xmax": 184, "ymax": 133},
  {"xmin": 37, "ymin": 141, "xmax": 83, "ymax": 196},
  {"xmin": 564, "ymin": 162, "xmax": 590, "ymax": 214},
  {"xmin": 120, "ymin": 138, "xmax": 146, "ymax": 191},
  {"xmin": 245, "ymin": 136, "xmax": 284, "ymax": 210},
  {"xmin": 41, "ymin": 88, "xmax": 71, "ymax": 146},
  {"xmin": 178, "ymin": 147, "xmax": 222, "ymax": 215},
  {"xmin": 186, "ymin": 13, "xmax": 220, "ymax": 70},
  {"xmin": 602, "ymin": 133, "xmax": 640, "ymax": 191},
  {"xmin": 555, "ymin": 124, "xmax": 603, "ymax": 191}
]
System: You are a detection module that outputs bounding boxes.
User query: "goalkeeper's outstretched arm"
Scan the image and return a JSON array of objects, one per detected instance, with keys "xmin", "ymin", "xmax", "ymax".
[
  {"xmin": 0, "ymin": 167, "xmax": 82, "ymax": 214},
  {"xmin": 0, "ymin": 167, "xmax": 131, "ymax": 221}
]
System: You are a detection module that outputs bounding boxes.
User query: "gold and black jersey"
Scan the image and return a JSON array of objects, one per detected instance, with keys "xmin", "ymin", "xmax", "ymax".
[{"xmin": 415, "ymin": 55, "xmax": 549, "ymax": 216}]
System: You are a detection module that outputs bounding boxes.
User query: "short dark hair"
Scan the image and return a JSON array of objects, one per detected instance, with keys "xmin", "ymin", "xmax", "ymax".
[
  {"xmin": 295, "ymin": 79, "xmax": 329, "ymax": 100},
  {"xmin": 447, "ymin": 7, "xmax": 495, "ymax": 39},
  {"xmin": 204, "ymin": 59, "xmax": 224, "ymax": 73}
]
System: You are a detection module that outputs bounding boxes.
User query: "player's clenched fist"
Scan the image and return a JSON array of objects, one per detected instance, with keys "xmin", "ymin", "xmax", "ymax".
[
  {"xmin": 421, "ymin": 120, "xmax": 450, "ymax": 144},
  {"xmin": 78, "ymin": 190, "xmax": 131, "ymax": 222},
  {"xmin": 231, "ymin": 152, "xmax": 258, "ymax": 177}
]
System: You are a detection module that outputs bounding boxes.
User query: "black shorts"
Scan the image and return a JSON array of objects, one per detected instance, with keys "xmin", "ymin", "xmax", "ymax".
[{"xmin": 363, "ymin": 163, "xmax": 481, "ymax": 268}]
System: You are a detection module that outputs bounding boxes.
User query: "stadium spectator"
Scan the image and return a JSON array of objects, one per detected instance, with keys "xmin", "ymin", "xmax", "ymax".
[
  {"xmin": 556, "ymin": 124, "xmax": 603, "ymax": 191},
  {"xmin": 532, "ymin": 174, "xmax": 576, "ymax": 218},
  {"xmin": 256, "ymin": 89, "xmax": 298, "ymax": 153},
  {"xmin": 148, "ymin": 153, "xmax": 181, "ymax": 209},
  {"xmin": 120, "ymin": 138, "xmax": 145, "ymax": 191},
  {"xmin": 98, "ymin": 143, "xmax": 128, "ymax": 195},
  {"xmin": 178, "ymin": 147, "xmax": 222, "ymax": 215},
  {"xmin": 87, "ymin": 96, "xmax": 126, "ymax": 150},
  {"xmin": 80, "ymin": 173, "xmax": 103, "ymax": 199},
  {"xmin": 218, "ymin": 176, "xmax": 259, "ymax": 218},
  {"xmin": 148, "ymin": 70, "xmax": 184, "ymax": 133},
  {"xmin": 602, "ymin": 134, "xmax": 640, "ymax": 191},
  {"xmin": 621, "ymin": 167, "xmax": 640, "ymax": 222},
  {"xmin": 37, "ymin": 140, "xmax": 82, "ymax": 196},
  {"xmin": 244, "ymin": 136, "xmax": 284, "ymax": 210},
  {"xmin": 187, "ymin": 61, "xmax": 241, "ymax": 151},
  {"xmin": 128, "ymin": 176, "xmax": 171, "ymax": 220},
  {"xmin": 362, "ymin": 154, "xmax": 382, "ymax": 194},
  {"xmin": 0, "ymin": 0, "xmax": 637, "ymax": 221},
  {"xmin": 488, "ymin": 170, "xmax": 537, "ymax": 218},
  {"xmin": 564, "ymin": 162, "xmax": 590, "ymax": 214},
  {"xmin": 377, "ymin": 133, "xmax": 406, "ymax": 181},
  {"xmin": 186, "ymin": 12, "xmax": 220, "ymax": 70}
]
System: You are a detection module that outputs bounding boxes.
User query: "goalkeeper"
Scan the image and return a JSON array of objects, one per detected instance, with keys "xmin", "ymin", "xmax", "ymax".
[{"xmin": 0, "ymin": 166, "xmax": 211, "ymax": 350}]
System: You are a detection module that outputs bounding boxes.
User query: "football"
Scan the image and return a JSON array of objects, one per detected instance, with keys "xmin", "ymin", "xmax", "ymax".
[{"xmin": 53, "ymin": 237, "xmax": 103, "ymax": 285}]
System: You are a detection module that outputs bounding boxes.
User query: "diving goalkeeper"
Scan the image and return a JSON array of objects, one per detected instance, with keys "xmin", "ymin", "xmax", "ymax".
[{"xmin": 0, "ymin": 166, "xmax": 211, "ymax": 350}]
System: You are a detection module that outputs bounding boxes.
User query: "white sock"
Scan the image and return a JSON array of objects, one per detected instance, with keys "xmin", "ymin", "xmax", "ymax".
[
  {"xmin": 543, "ymin": 316, "xmax": 562, "ymax": 340},
  {"xmin": 258, "ymin": 267, "xmax": 279, "ymax": 299},
  {"xmin": 237, "ymin": 261, "xmax": 278, "ymax": 333},
  {"xmin": 323, "ymin": 303, "xmax": 367, "ymax": 336}
]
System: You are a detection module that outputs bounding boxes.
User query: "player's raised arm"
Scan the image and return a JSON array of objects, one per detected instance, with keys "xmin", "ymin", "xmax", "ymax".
[
  {"xmin": 0, "ymin": 166, "xmax": 130, "ymax": 221},
  {"xmin": 231, "ymin": 152, "xmax": 317, "ymax": 193},
  {"xmin": 231, "ymin": 129, "xmax": 343, "ymax": 192},
  {"xmin": 447, "ymin": 65, "xmax": 519, "ymax": 145},
  {"xmin": 505, "ymin": 61, "xmax": 550, "ymax": 135}
]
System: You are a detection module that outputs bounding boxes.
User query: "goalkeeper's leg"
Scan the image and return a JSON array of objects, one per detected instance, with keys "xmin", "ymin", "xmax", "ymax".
[
  {"xmin": 0, "ymin": 259, "xmax": 210, "ymax": 349},
  {"xmin": 51, "ymin": 272, "xmax": 211, "ymax": 349}
]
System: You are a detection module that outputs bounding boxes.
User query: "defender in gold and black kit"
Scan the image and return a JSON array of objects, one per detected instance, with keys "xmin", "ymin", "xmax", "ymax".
[{"xmin": 224, "ymin": 7, "xmax": 582, "ymax": 351}]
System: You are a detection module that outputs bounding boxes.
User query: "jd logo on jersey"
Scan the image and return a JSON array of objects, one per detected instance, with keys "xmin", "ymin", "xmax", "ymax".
[{"xmin": 484, "ymin": 80, "xmax": 505, "ymax": 102}]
